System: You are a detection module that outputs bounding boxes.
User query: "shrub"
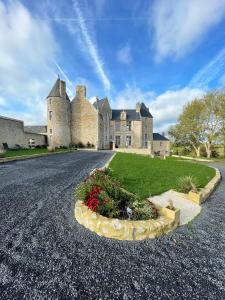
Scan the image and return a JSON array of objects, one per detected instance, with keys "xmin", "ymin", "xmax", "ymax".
[
  {"xmin": 177, "ymin": 176, "xmax": 198, "ymax": 193},
  {"xmin": 47, "ymin": 146, "xmax": 55, "ymax": 152},
  {"xmin": 74, "ymin": 168, "xmax": 158, "ymax": 220},
  {"xmin": 0, "ymin": 152, "xmax": 5, "ymax": 158},
  {"xmin": 133, "ymin": 201, "xmax": 158, "ymax": 220},
  {"xmin": 77, "ymin": 142, "xmax": 84, "ymax": 148},
  {"xmin": 75, "ymin": 181, "xmax": 93, "ymax": 202}
]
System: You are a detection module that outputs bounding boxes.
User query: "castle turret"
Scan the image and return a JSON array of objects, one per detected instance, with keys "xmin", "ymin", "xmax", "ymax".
[{"xmin": 47, "ymin": 78, "xmax": 71, "ymax": 148}]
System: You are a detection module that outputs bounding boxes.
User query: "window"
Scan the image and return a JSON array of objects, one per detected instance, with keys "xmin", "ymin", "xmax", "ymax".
[
  {"xmin": 49, "ymin": 99, "xmax": 51, "ymax": 105},
  {"xmin": 126, "ymin": 121, "xmax": 131, "ymax": 131},
  {"xmin": 126, "ymin": 136, "xmax": 131, "ymax": 146},
  {"xmin": 50, "ymin": 129, "xmax": 52, "ymax": 134},
  {"xmin": 49, "ymin": 111, "xmax": 52, "ymax": 120},
  {"xmin": 115, "ymin": 121, "xmax": 120, "ymax": 131},
  {"xmin": 115, "ymin": 136, "xmax": 120, "ymax": 146}
]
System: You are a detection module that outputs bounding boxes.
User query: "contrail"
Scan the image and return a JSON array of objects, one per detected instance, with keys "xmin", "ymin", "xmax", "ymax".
[{"xmin": 189, "ymin": 47, "xmax": 225, "ymax": 88}]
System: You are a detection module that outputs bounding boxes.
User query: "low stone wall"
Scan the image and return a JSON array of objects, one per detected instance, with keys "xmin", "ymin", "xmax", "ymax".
[
  {"xmin": 114, "ymin": 148, "xmax": 151, "ymax": 156},
  {"xmin": 188, "ymin": 168, "xmax": 221, "ymax": 205},
  {"xmin": 75, "ymin": 201, "xmax": 179, "ymax": 241},
  {"xmin": 172, "ymin": 155, "xmax": 213, "ymax": 162}
]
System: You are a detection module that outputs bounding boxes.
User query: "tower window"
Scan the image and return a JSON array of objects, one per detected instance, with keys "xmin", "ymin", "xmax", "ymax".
[
  {"xmin": 50, "ymin": 129, "xmax": 52, "ymax": 134},
  {"xmin": 49, "ymin": 111, "xmax": 52, "ymax": 120}
]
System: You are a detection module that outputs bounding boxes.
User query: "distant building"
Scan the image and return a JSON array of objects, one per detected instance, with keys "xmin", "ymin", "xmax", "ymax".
[
  {"xmin": 0, "ymin": 116, "xmax": 46, "ymax": 149},
  {"xmin": 47, "ymin": 78, "xmax": 170, "ymax": 156}
]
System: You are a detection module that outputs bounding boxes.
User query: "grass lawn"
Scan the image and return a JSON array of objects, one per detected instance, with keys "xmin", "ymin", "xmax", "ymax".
[
  {"xmin": 109, "ymin": 153, "xmax": 216, "ymax": 197},
  {"xmin": 3, "ymin": 148, "xmax": 70, "ymax": 158}
]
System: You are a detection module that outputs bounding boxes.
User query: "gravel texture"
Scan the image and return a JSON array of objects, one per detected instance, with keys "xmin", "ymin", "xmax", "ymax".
[{"xmin": 0, "ymin": 153, "xmax": 225, "ymax": 299}]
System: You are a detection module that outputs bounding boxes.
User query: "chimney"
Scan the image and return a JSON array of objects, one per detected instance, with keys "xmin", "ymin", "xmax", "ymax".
[
  {"xmin": 76, "ymin": 85, "xmax": 86, "ymax": 101},
  {"xmin": 60, "ymin": 80, "xmax": 66, "ymax": 99},
  {"xmin": 136, "ymin": 102, "xmax": 141, "ymax": 112}
]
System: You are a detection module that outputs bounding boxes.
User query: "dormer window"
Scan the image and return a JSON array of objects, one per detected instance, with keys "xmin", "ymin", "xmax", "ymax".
[{"xmin": 120, "ymin": 111, "xmax": 126, "ymax": 120}]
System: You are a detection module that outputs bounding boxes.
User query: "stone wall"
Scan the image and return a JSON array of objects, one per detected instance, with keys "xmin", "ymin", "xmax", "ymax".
[
  {"xmin": 114, "ymin": 147, "xmax": 151, "ymax": 155},
  {"xmin": 71, "ymin": 86, "xmax": 98, "ymax": 148},
  {"xmin": 0, "ymin": 116, "xmax": 46, "ymax": 149},
  {"xmin": 110, "ymin": 120, "xmax": 143, "ymax": 148},
  {"xmin": 153, "ymin": 140, "xmax": 170, "ymax": 156},
  {"xmin": 75, "ymin": 200, "xmax": 179, "ymax": 240},
  {"xmin": 132, "ymin": 120, "xmax": 142, "ymax": 148},
  {"xmin": 141, "ymin": 117, "xmax": 153, "ymax": 148},
  {"xmin": 98, "ymin": 99, "xmax": 111, "ymax": 149},
  {"xmin": 47, "ymin": 96, "xmax": 71, "ymax": 148}
]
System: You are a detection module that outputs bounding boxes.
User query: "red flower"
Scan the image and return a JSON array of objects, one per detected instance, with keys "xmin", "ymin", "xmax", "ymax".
[{"xmin": 86, "ymin": 197, "xmax": 99, "ymax": 211}]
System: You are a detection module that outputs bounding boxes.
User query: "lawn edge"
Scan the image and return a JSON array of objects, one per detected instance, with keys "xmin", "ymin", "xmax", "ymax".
[{"xmin": 0, "ymin": 149, "xmax": 76, "ymax": 164}]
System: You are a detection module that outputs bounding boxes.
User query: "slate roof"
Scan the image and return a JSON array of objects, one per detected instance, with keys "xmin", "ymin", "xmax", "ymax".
[
  {"xmin": 47, "ymin": 78, "xmax": 70, "ymax": 101},
  {"xmin": 24, "ymin": 126, "xmax": 47, "ymax": 134},
  {"xmin": 111, "ymin": 109, "xmax": 141, "ymax": 121},
  {"xmin": 47, "ymin": 78, "xmax": 60, "ymax": 98},
  {"xmin": 140, "ymin": 103, "xmax": 153, "ymax": 118},
  {"xmin": 111, "ymin": 103, "xmax": 153, "ymax": 121},
  {"xmin": 153, "ymin": 133, "xmax": 169, "ymax": 141}
]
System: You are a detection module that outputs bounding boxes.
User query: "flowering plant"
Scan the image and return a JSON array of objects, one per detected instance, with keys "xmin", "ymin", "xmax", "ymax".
[{"xmin": 74, "ymin": 168, "xmax": 158, "ymax": 220}]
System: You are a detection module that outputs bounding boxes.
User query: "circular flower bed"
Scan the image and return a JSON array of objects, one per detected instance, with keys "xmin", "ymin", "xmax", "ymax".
[{"xmin": 74, "ymin": 168, "xmax": 158, "ymax": 221}]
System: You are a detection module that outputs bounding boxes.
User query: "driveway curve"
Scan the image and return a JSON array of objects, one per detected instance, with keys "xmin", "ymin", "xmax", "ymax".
[{"xmin": 0, "ymin": 152, "xmax": 225, "ymax": 299}]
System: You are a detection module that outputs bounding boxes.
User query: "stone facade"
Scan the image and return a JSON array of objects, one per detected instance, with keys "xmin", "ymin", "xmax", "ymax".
[
  {"xmin": 46, "ymin": 78, "xmax": 170, "ymax": 154},
  {"xmin": 0, "ymin": 116, "xmax": 46, "ymax": 149}
]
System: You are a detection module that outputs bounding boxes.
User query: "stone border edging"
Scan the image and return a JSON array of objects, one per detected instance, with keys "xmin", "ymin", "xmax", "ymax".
[
  {"xmin": 0, "ymin": 149, "xmax": 75, "ymax": 164},
  {"xmin": 172, "ymin": 155, "xmax": 213, "ymax": 162},
  {"xmin": 75, "ymin": 200, "xmax": 180, "ymax": 241},
  {"xmin": 188, "ymin": 168, "xmax": 221, "ymax": 205},
  {"xmin": 75, "ymin": 151, "xmax": 180, "ymax": 240},
  {"xmin": 104, "ymin": 152, "xmax": 116, "ymax": 168}
]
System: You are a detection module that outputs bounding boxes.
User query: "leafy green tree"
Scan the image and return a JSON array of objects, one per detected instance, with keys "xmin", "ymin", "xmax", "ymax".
[
  {"xmin": 169, "ymin": 99, "xmax": 204, "ymax": 157},
  {"xmin": 201, "ymin": 91, "xmax": 221, "ymax": 158},
  {"xmin": 215, "ymin": 91, "xmax": 225, "ymax": 157}
]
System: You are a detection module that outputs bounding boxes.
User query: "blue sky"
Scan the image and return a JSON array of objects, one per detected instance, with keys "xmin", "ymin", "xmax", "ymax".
[{"xmin": 1, "ymin": 0, "xmax": 225, "ymax": 132}]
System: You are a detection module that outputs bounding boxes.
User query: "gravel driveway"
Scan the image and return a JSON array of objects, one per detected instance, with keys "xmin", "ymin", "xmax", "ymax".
[{"xmin": 0, "ymin": 152, "xmax": 225, "ymax": 299}]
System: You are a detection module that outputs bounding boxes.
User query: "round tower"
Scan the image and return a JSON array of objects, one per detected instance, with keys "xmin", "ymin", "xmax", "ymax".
[
  {"xmin": 70, "ymin": 85, "xmax": 86, "ymax": 145},
  {"xmin": 47, "ymin": 78, "xmax": 71, "ymax": 148}
]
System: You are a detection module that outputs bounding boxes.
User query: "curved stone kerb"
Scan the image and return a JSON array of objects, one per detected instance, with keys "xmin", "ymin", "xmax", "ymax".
[{"xmin": 74, "ymin": 201, "xmax": 179, "ymax": 241}]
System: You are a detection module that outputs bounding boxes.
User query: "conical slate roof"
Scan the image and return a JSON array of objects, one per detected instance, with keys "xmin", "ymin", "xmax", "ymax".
[{"xmin": 47, "ymin": 78, "xmax": 60, "ymax": 98}]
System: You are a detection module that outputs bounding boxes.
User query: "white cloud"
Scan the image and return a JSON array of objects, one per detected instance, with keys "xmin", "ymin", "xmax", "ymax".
[
  {"xmin": 150, "ymin": 87, "xmax": 205, "ymax": 131},
  {"xmin": 0, "ymin": 97, "xmax": 7, "ymax": 108},
  {"xmin": 113, "ymin": 85, "xmax": 205, "ymax": 133},
  {"xmin": 72, "ymin": 0, "xmax": 111, "ymax": 91},
  {"xmin": 151, "ymin": 0, "xmax": 225, "ymax": 61},
  {"xmin": 0, "ymin": 0, "xmax": 59, "ymax": 124},
  {"xmin": 117, "ymin": 44, "xmax": 132, "ymax": 65}
]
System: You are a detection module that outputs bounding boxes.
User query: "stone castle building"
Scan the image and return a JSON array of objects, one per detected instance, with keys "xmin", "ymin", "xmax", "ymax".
[{"xmin": 47, "ymin": 78, "xmax": 170, "ymax": 155}]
